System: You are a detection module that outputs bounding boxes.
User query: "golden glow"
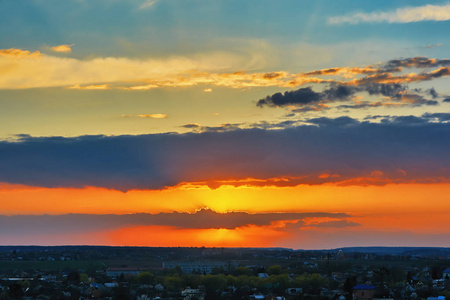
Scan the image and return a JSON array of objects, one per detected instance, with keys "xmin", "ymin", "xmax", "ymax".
[
  {"xmin": 108, "ymin": 224, "xmax": 288, "ymax": 247},
  {"xmin": 0, "ymin": 182, "xmax": 449, "ymax": 247}
]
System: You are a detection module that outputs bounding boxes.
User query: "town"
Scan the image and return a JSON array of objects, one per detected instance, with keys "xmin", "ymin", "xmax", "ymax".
[{"xmin": 0, "ymin": 246, "xmax": 449, "ymax": 300}]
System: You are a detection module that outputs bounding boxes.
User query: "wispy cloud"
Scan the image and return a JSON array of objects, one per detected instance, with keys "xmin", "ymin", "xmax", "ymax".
[
  {"xmin": 50, "ymin": 44, "xmax": 74, "ymax": 53},
  {"xmin": 139, "ymin": 0, "xmax": 159, "ymax": 10},
  {"xmin": 0, "ymin": 48, "xmax": 263, "ymax": 89},
  {"xmin": 425, "ymin": 43, "xmax": 444, "ymax": 49},
  {"xmin": 67, "ymin": 84, "xmax": 108, "ymax": 90},
  {"xmin": 121, "ymin": 113, "xmax": 167, "ymax": 119},
  {"xmin": 2, "ymin": 47, "xmax": 448, "ymax": 93},
  {"xmin": 329, "ymin": 3, "xmax": 450, "ymax": 24},
  {"xmin": 137, "ymin": 113, "xmax": 167, "ymax": 119}
]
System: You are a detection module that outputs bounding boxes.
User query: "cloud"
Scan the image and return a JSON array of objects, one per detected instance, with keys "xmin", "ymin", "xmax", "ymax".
[
  {"xmin": 137, "ymin": 113, "xmax": 167, "ymax": 119},
  {"xmin": 67, "ymin": 84, "xmax": 109, "ymax": 90},
  {"xmin": 308, "ymin": 220, "xmax": 361, "ymax": 228},
  {"xmin": 329, "ymin": 3, "xmax": 450, "ymax": 24},
  {"xmin": 121, "ymin": 113, "xmax": 167, "ymax": 119},
  {"xmin": 0, "ymin": 48, "xmax": 266, "ymax": 89},
  {"xmin": 50, "ymin": 44, "xmax": 74, "ymax": 53},
  {"xmin": 257, "ymin": 87, "xmax": 322, "ymax": 107},
  {"xmin": 0, "ymin": 119, "xmax": 449, "ymax": 190},
  {"xmin": 420, "ymin": 112, "xmax": 450, "ymax": 122},
  {"xmin": 1, "ymin": 50, "xmax": 448, "ymax": 93},
  {"xmin": 139, "ymin": 0, "xmax": 159, "ymax": 10},
  {"xmin": 181, "ymin": 123, "xmax": 242, "ymax": 133},
  {"xmin": 0, "ymin": 210, "xmax": 352, "ymax": 235},
  {"xmin": 0, "ymin": 48, "xmax": 41, "ymax": 58},
  {"xmin": 425, "ymin": 43, "xmax": 444, "ymax": 49},
  {"xmin": 382, "ymin": 57, "xmax": 450, "ymax": 71},
  {"xmin": 305, "ymin": 66, "xmax": 378, "ymax": 76},
  {"xmin": 257, "ymin": 82, "xmax": 423, "ymax": 109},
  {"xmin": 258, "ymin": 56, "xmax": 450, "ymax": 111}
]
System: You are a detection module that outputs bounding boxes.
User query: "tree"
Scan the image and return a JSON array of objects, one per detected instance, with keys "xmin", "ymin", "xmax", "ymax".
[
  {"xmin": 407, "ymin": 271, "xmax": 413, "ymax": 283},
  {"xmin": 164, "ymin": 275, "xmax": 185, "ymax": 292},
  {"xmin": 233, "ymin": 266, "xmax": 250, "ymax": 276},
  {"xmin": 137, "ymin": 272, "xmax": 154, "ymax": 284},
  {"xmin": 66, "ymin": 271, "xmax": 81, "ymax": 284},
  {"xmin": 267, "ymin": 265, "xmax": 282, "ymax": 275},
  {"xmin": 202, "ymin": 274, "xmax": 227, "ymax": 298},
  {"xmin": 7, "ymin": 283, "xmax": 24, "ymax": 300},
  {"xmin": 343, "ymin": 276, "xmax": 357, "ymax": 300}
]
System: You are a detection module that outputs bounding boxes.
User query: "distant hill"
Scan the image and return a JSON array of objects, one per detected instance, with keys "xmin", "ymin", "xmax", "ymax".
[{"xmin": 332, "ymin": 247, "xmax": 450, "ymax": 256}]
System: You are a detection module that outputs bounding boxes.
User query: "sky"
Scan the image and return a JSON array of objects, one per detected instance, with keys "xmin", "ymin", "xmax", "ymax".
[{"xmin": 1, "ymin": 0, "xmax": 450, "ymax": 249}]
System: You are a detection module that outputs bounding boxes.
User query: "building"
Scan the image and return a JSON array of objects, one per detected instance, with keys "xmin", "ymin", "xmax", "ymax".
[
  {"xmin": 353, "ymin": 284, "xmax": 376, "ymax": 300},
  {"xmin": 106, "ymin": 267, "xmax": 143, "ymax": 278},
  {"xmin": 163, "ymin": 261, "xmax": 234, "ymax": 274},
  {"xmin": 181, "ymin": 288, "xmax": 205, "ymax": 300}
]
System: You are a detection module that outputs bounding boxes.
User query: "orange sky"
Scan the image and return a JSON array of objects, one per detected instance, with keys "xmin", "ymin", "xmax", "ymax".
[{"xmin": 1, "ymin": 181, "xmax": 449, "ymax": 248}]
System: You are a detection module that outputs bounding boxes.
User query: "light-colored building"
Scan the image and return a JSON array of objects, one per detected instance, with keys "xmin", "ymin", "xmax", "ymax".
[
  {"xmin": 353, "ymin": 284, "xmax": 376, "ymax": 300},
  {"xmin": 163, "ymin": 261, "xmax": 234, "ymax": 274},
  {"xmin": 106, "ymin": 267, "xmax": 142, "ymax": 278},
  {"xmin": 181, "ymin": 288, "xmax": 205, "ymax": 300}
]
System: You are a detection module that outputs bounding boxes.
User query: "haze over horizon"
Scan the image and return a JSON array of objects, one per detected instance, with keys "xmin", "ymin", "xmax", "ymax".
[{"xmin": 1, "ymin": 0, "xmax": 449, "ymax": 249}]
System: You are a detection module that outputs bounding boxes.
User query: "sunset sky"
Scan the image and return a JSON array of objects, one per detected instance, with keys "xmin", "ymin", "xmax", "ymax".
[{"xmin": 1, "ymin": 0, "xmax": 450, "ymax": 249}]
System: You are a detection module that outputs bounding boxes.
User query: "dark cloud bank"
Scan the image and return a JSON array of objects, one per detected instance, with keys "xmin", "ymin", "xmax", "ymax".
[
  {"xmin": 1, "ymin": 115, "xmax": 449, "ymax": 190},
  {"xmin": 0, "ymin": 210, "xmax": 355, "ymax": 236}
]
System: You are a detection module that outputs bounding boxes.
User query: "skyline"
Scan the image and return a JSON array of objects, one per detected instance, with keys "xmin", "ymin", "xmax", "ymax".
[{"xmin": 1, "ymin": 0, "xmax": 450, "ymax": 249}]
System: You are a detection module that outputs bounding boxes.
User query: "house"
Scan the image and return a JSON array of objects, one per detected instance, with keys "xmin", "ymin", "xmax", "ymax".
[
  {"xmin": 163, "ymin": 261, "xmax": 232, "ymax": 274},
  {"xmin": 285, "ymin": 287, "xmax": 302, "ymax": 295},
  {"xmin": 443, "ymin": 268, "xmax": 450, "ymax": 279},
  {"xmin": 106, "ymin": 267, "xmax": 143, "ymax": 278},
  {"xmin": 353, "ymin": 284, "xmax": 376, "ymax": 300},
  {"xmin": 249, "ymin": 294, "xmax": 265, "ymax": 300},
  {"xmin": 258, "ymin": 273, "xmax": 269, "ymax": 278},
  {"xmin": 181, "ymin": 288, "xmax": 205, "ymax": 300}
]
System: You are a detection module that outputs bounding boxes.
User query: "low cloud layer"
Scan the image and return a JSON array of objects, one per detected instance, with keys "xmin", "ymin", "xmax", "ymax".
[
  {"xmin": 1, "ymin": 116, "xmax": 449, "ymax": 190},
  {"xmin": 329, "ymin": 3, "xmax": 450, "ymax": 24},
  {"xmin": 0, "ymin": 210, "xmax": 353, "ymax": 235}
]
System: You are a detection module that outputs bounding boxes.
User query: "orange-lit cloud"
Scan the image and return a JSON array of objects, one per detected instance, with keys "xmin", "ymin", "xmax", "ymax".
[
  {"xmin": 1, "ymin": 49, "xmax": 448, "ymax": 93},
  {"xmin": 120, "ymin": 113, "xmax": 167, "ymax": 119},
  {"xmin": 0, "ymin": 48, "xmax": 41, "ymax": 58},
  {"xmin": 137, "ymin": 113, "xmax": 167, "ymax": 119},
  {"xmin": 67, "ymin": 84, "xmax": 109, "ymax": 90},
  {"xmin": 50, "ymin": 44, "xmax": 74, "ymax": 53},
  {"xmin": 0, "ymin": 48, "xmax": 265, "ymax": 89}
]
